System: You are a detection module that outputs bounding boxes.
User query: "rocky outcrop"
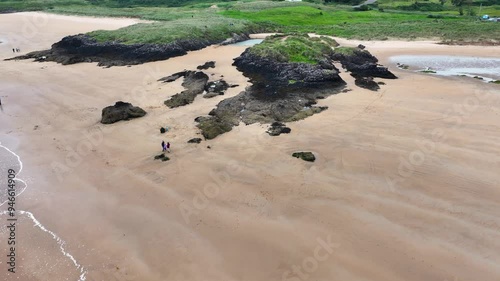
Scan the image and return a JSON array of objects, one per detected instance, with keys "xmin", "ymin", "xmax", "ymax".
[
  {"xmin": 101, "ymin": 101, "xmax": 146, "ymax": 124},
  {"xmin": 292, "ymin": 152, "xmax": 316, "ymax": 162},
  {"xmin": 332, "ymin": 47, "xmax": 397, "ymax": 91},
  {"xmin": 195, "ymin": 44, "xmax": 346, "ymax": 139},
  {"xmin": 267, "ymin": 122, "xmax": 291, "ymax": 136},
  {"xmin": 164, "ymin": 71, "xmax": 209, "ymax": 108},
  {"xmin": 7, "ymin": 33, "xmax": 249, "ymax": 67}
]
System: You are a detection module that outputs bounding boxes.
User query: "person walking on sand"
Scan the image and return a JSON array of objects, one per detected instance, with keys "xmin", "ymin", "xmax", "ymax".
[
  {"xmin": 166, "ymin": 142, "xmax": 171, "ymax": 153},
  {"xmin": 12, "ymin": 48, "xmax": 15, "ymax": 53},
  {"xmin": 161, "ymin": 140, "xmax": 166, "ymax": 152}
]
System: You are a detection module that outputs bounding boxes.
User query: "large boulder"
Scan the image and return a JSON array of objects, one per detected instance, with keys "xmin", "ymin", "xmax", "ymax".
[{"xmin": 101, "ymin": 101, "xmax": 146, "ymax": 124}]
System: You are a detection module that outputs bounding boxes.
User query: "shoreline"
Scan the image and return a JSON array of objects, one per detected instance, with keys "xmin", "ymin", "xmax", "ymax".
[{"xmin": 1, "ymin": 11, "xmax": 500, "ymax": 281}]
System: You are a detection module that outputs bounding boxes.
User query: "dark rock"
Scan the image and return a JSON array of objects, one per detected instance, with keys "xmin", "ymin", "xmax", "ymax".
[
  {"xmin": 292, "ymin": 152, "xmax": 316, "ymax": 162},
  {"xmin": 353, "ymin": 75, "xmax": 380, "ymax": 91},
  {"xmin": 158, "ymin": 71, "xmax": 189, "ymax": 83},
  {"xmin": 164, "ymin": 71, "xmax": 209, "ymax": 108},
  {"xmin": 229, "ymin": 84, "xmax": 239, "ymax": 88},
  {"xmin": 345, "ymin": 63, "xmax": 397, "ymax": 79},
  {"xmin": 7, "ymin": 34, "xmax": 250, "ymax": 67},
  {"xmin": 332, "ymin": 48, "xmax": 397, "ymax": 79},
  {"xmin": 204, "ymin": 79, "xmax": 229, "ymax": 98},
  {"xmin": 188, "ymin": 138, "xmax": 202, "ymax": 144},
  {"xmin": 154, "ymin": 153, "xmax": 165, "ymax": 160},
  {"xmin": 160, "ymin": 127, "xmax": 166, "ymax": 134},
  {"xmin": 267, "ymin": 122, "xmax": 291, "ymax": 136},
  {"xmin": 101, "ymin": 101, "xmax": 146, "ymax": 124},
  {"xmin": 357, "ymin": 44, "xmax": 366, "ymax": 50},
  {"xmin": 197, "ymin": 61, "xmax": 215, "ymax": 70},
  {"xmin": 377, "ymin": 81, "xmax": 386, "ymax": 85},
  {"xmin": 207, "ymin": 145, "xmax": 211, "ymax": 149}
]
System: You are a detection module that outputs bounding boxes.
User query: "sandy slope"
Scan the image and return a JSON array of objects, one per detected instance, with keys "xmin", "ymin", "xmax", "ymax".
[{"xmin": 1, "ymin": 12, "xmax": 500, "ymax": 281}]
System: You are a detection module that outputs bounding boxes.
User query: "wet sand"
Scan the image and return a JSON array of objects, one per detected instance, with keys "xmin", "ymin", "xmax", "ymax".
[{"xmin": 1, "ymin": 12, "xmax": 500, "ymax": 281}]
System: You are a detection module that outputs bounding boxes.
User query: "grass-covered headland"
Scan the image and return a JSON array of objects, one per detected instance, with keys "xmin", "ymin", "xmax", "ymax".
[{"xmin": 2, "ymin": 0, "xmax": 499, "ymax": 45}]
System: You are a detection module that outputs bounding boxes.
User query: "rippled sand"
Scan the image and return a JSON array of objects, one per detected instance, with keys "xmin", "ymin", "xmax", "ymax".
[{"xmin": 1, "ymin": 12, "xmax": 500, "ymax": 281}]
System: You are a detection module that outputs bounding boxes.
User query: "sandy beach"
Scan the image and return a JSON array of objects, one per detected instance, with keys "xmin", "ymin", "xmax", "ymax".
[{"xmin": 1, "ymin": 12, "xmax": 500, "ymax": 281}]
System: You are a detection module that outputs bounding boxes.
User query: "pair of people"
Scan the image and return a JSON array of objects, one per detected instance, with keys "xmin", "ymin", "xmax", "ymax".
[
  {"xmin": 12, "ymin": 48, "xmax": 20, "ymax": 53},
  {"xmin": 161, "ymin": 141, "xmax": 171, "ymax": 153}
]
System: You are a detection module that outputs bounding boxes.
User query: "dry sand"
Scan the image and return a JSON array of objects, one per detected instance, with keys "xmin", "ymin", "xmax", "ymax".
[{"xmin": 1, "ymin": 12, "xmax": 500, "ymax": 281}]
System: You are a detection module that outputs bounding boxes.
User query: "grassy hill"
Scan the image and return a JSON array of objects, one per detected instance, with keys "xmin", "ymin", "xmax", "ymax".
[{"xmin": 1, "ymin": 0, "xmax": 499, "ymax": 44}]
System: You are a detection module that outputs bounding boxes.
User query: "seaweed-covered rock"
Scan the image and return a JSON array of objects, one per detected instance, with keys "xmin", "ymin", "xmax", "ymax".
[
  {"xmin": 160, "ymin": 127, "xmax": 166, "ymax": 134},
  {"xmin": 204, "ymin": 79, "xmax": 229, "ymax": 98},
  {"xmin": 292, "ymin": 152, "xmax": 316, "ymax": 162},
  {"xmin": 187, "ymin": 138, "xmax": 202, "ymax": 143},
  {"xmin": 101, "ymin": 101, "xmax": 146, "ymax": 124},
  {"xmin": 164, "ymin": 71, "xmax": 209, "ymax": 108},
  {"xmin": 267, "ymin": 122, "xmax": 291, "ymax": 136},
  {"xmin": 197, "ymin": 61, "xmax": 215, "ymax": 70}
]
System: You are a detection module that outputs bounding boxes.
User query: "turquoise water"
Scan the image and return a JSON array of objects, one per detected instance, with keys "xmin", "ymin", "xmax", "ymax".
[
  {"xmin": 390, "ymin": 55, "xmax": 500, "ymax": 82},
  {"xmin": 232, "ymin": 39, "xmax": 264, "ymax": 46}
]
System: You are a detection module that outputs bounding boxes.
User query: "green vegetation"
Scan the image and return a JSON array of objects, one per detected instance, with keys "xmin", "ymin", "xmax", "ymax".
[
  {"xmin": 490, "ymin": 80, "xmax": 500, "ymax": 84},
  {"xmin": 89, "ymin": 15, "xmax": 254, "ymax": 44},
  {"xmin": 420, "ymin": 69, "xmax": 437, "ymax": 73},
  {"xmin": 221, "ymin": 5, "xmax": 500, "ymax": 41},
  {"xmin": 248, "ymin": 34, "xmax": 337, "ymax": 64},
  {"xmin": 1, "ymin": 0, "xmax": 499, "ymax": 44}
]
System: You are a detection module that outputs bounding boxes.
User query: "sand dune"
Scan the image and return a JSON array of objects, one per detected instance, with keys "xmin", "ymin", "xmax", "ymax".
[{"xmin": 1, "ymin": 12, "xmax": 500, "ymax": 281}]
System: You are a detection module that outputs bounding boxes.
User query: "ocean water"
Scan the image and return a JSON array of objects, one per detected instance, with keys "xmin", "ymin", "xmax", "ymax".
[
  {"xmin": 232, "ymin": 39, "xmax": 264, "ymax": 46},
  {"xmin": 390, "ymin": 55, "xmax": 500, "ymax": 81}
]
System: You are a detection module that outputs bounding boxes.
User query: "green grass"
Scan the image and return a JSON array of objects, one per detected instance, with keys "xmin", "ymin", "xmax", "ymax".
[
  {"xmin": 248, "ymin": 34, "xmax": 337, "ymax": 64},
  {"xmin": 221, "ymin": 5, "xmax": 500, "ymax": 41},
  {"xmin": 1, "ymin": 0, "xmax": 499, "ymax": 44},
  {"xmin": 88, "ymin": 14, "xmax": 256, "ymax": 44}
]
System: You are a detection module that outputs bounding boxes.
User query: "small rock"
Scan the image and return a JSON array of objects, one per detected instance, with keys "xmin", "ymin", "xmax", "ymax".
[
  {"xmin": 267, "ymin": 122, "xmax": 291, "ymax": 136},
  {"xmin": 160, "ymin": 127, "xmax": 166, "ymax": 134},
  {"xmin": 377, "ymin": 81, "xmax": 386, "ymax": 85},
  {"xmin": 353, "ymin": 76, "xmax": 380, "ymax": 91},
  {"xmin": 292, "ymin": 152, "xmax": 316, "ymax": 162},
  {"xmin": 357, "ymin": 44, "xmax": 366, "ymax": 50},
  {"xmin": 207, "ymin": 145, "xmax": 211, "ymax": 149},
  {"xmin": 154, "ymin": 153, "xmax": 165, "ymax": 160},
  {"xmin": 197, "ymin": 61, "xmax": 216, "ymax": 70},
  {"xmin": 188, "ymin": 138, "xmax": 202, "ymax": 144}
]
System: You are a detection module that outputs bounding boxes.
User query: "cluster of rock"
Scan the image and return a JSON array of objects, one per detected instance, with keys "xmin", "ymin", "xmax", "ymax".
[
  {"xmin": 160, "ymin": 65, "xmax": 237, "ymax": 107},
  {"xmin": 163, "ymin": 71, "xmax": 209, "ymax": 108},
  {"xmin": 194, "ymin": 45, "xmax": 346, "ymax": 139},
  {"xmin": 267, "ymin": 122, "xmax": 291, "ymax": 136},
  {"xmin": 331, "ymin": 47, "xmax": 397, "ymax": 91},
  {"xmin": 7, "ymin": 33, "xmax": 251, "ymax": 67},
  {"xmin": 101, "ymin": 101, "xmax": 146, "ymax": 124}
]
